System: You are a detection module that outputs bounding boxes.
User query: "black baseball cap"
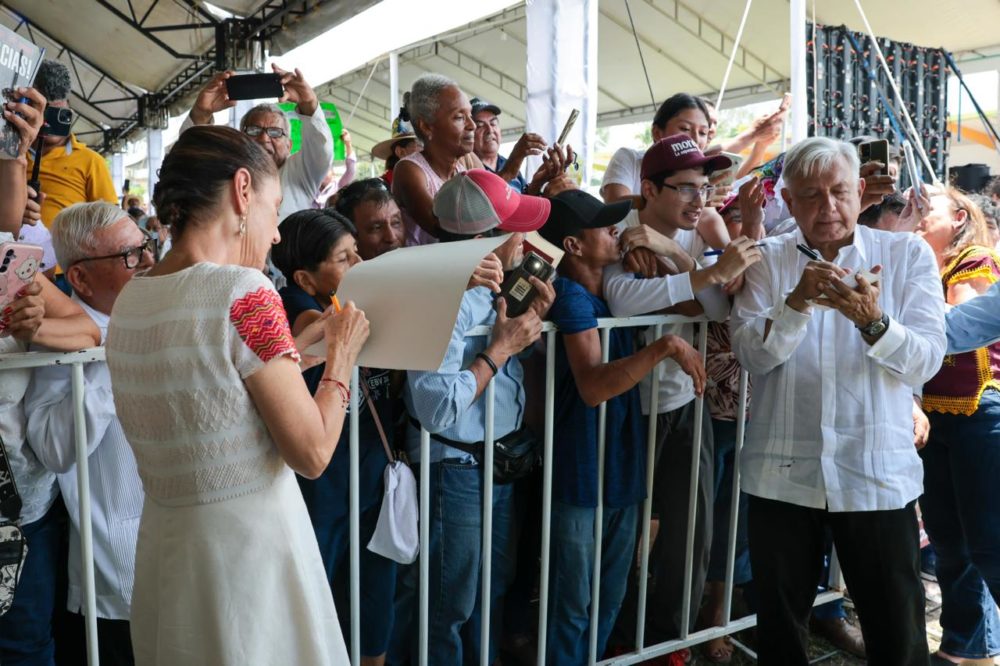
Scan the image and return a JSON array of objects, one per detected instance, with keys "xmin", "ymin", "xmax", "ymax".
[
  {"xmin": 538, "ymin": 189, "xmax": 631, "ymax": 246},
  {"xmin": 470, "ymin": 97, "xmax": 501, "ymax": 116}
]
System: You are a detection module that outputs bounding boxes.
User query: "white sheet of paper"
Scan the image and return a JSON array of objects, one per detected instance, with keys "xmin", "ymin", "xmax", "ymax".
[
  {"xmin": 307, "ymin": 235, "xmax": 510, "ymax": 371},
  {"xmin": 809, "ymin": 270, "xmax": 880, "ymax": 309}
]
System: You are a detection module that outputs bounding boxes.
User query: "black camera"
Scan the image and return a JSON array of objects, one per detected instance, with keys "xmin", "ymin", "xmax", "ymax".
[
  {"xmin": 498, "ymin": 251, "xmax": 555, "ymax": 318},
  {"xmin": 43, "ymin": 106, "xmax": 73, "ymax": 137}
]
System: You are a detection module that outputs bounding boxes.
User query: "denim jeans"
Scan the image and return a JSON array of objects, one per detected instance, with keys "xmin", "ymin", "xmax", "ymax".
[
  {"xmin": 920, "ymin": 390, "xmax": 1000, "ymax": 659},
  {"xmin": 0, "ymin": 502, "xmax": 60, "ymax": 665},
  {"xmin": 546, "ymin": 501, "xmax": 638, "ymax": 665},
  {"xmin": 707, "ymin": 419, "xmax": 751, "ymax": 585},
  {"xmin": 421, "ymin": 460, "xmax": 517, "ymax": 666}
]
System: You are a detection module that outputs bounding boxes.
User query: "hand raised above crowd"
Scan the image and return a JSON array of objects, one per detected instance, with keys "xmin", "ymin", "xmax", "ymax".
[
  {"xmin": 190, "ymin": 71, "xmax": 237, "ymax": 125},
  {"xmin": 274, "ymin": 64, "xmax": 319, "ymax": 117},
  {"xmin": 527, "ymin": 144, "xmax": 576, "ymax": 195},
  {"xmin": 896, "ymin": 185, "xmax": 932, "ymax": 233},
  {"xmin": 737, "ymin": 176, "xmax": 766, "ymax": 239},
  {"xmin": 507, "ymin": 132, "xmax": 547, "ymax": 167},
  {"xmin": 4, "ymin": 86, "xmax": 46, "ymax": 158},
  {"xmin": 859, "ymin": 161, "xmax": 896, "ymax": 212}
]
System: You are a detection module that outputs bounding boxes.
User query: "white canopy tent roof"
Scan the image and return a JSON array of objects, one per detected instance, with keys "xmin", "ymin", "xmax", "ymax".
[
  {"xmin": 308, "ymin": 0, "xmax": 1000, "ymax": 159},
  {"xmin": 0, "ymin": 0, "xmax": 997, "ymax": 157}
]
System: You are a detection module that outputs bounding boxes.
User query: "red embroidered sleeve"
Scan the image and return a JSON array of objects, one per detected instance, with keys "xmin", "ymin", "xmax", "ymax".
[{"xmin": 229, "ymin": 287, "xmax": 301, "ymax": 365}]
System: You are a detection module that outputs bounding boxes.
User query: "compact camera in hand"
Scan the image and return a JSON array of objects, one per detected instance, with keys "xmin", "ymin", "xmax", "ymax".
[{"xmin": 498, "ymin": 251, "xmax": 554, "ymax": 318}]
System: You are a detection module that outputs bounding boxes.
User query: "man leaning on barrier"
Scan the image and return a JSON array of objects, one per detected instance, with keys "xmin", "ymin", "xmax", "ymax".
[
  {"xmin": 537, "ymin": 188, "xmax": 707, "ymax": 663},
  {"xmin": 24, "ymin": 202, "xmax": 152, "ymax": 665},
  {"xmin": 730, "ymin": 136, "xmax": 946, "ymax": 666},
  {"xmin": 602, "ymin": 134, "xmax": 762, "ymax": 645},
  {"xmin": 403, "ymin": 170, "xmax": 553, "ymax": 665}
]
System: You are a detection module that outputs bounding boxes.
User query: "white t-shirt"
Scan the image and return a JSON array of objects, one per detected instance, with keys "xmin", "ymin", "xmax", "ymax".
[
  {"xmin": 601, "ymin": 147, "xmax": 643, "ymax": 197},
  {"xmin": 611, "ymin": 209, "xmax": 710, "ymax": 414}
]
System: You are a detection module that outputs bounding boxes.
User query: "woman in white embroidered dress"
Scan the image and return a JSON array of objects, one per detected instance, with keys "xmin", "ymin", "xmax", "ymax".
[{"xmin": 105, "ymin": 126, "xmax": 368, "ymax": 665}]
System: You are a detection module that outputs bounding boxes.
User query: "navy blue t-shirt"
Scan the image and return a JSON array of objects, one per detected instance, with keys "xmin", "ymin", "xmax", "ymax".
[
  {"xmin": 279, "ymin": 283, "xmax": 392, "ymax": 515},
  {"xmin": 547, "ymin": 277, "xmax": 646, "ymax": 509},
  {"xmin": 488, "ymin": 154, "xmax": 527, "ymax": 193}
]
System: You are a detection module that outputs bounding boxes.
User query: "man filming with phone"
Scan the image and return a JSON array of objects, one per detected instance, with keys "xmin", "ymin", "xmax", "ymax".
[
  {"xmin": 183, "ymin": 64, "xmax": 333, "ymax": 219},
  {"xmin": 23, "ymin": 60, "xmax": 117, "ymax": 232}
]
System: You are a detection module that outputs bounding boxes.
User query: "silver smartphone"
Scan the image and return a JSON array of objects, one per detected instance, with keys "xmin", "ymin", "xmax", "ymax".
[{"xmin": 557, "ymin": 109, "xmax": 579, "ymax": 146}]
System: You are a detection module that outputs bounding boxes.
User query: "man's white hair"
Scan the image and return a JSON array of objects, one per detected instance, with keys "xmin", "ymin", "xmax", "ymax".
[
  {"xmin": 51, "ymin": 202, "xmax": 130, "ymax": 268},
  {"xmin": 240, "ymin": 103, "xmax": 291, "ymax": 134},
  {"xmin": 782, "ymin": 136, "xmax": 859, "ymax": 184}
]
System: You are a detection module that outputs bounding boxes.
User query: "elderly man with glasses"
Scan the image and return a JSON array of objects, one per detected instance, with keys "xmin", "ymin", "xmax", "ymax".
[
  {"xmin": 182, "ymin": 65, "xmax": 334, "ymax": 219},
  {"xmin": 23, "ymin": 201, "xmax": 153, "ymax": 665},
  {"xmin": 730, "ymin": 136, "xmax": 946, "ymax": 665}
]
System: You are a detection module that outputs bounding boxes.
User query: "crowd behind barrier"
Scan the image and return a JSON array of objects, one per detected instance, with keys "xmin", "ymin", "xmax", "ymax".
[
  {"xmin": 0, "ymin": 319, "xmax": 846, "ymax": 666},
  {"xmin": 2, "ymin": 44, "xmax": 1000, "ymax": 666}
]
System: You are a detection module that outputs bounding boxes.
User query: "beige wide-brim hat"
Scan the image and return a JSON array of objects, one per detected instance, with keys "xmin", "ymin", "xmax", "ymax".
[
  {"xmin": 371, "ymin": 116, "xmax": 418, "ymax": 160},
  {"xmin": 372, "ymin": 132, "xmax": 417, "ymax": 161}
]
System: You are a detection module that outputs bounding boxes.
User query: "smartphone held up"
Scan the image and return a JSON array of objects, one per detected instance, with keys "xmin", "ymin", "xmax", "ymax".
[{"xmin": 224, "ymin": 73, "xmax": 284, "ymax": 101}]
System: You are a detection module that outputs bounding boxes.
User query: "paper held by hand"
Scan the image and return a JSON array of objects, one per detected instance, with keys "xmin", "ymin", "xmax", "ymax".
[
  {"xmin": 809, "ymin": 269, "xmax": 880, "ymax": 309},
  {"xmin": 307, "ymin": 235, "xmax": 511, "ymax": 371}
]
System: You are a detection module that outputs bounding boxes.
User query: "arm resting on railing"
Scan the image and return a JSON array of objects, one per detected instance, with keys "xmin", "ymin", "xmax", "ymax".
[{"xmin": 25, "ymin": 360, "xmax": 115, "ymax": 474}]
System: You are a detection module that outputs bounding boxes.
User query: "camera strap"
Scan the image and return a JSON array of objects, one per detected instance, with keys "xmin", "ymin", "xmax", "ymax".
[{"xmin": 0, "ymin": 432, "xmax": 22, "ymax": 525}]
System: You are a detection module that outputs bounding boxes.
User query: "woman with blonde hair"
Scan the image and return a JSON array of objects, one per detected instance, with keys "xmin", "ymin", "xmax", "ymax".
[{"xmin": 916, "ymin": 186, "xmax": 1000, "ymax": 666}]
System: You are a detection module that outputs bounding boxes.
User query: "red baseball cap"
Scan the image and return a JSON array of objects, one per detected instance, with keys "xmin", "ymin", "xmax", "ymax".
[
  {"xmin": 640, "ymin": 133, "xmax": 733, "ymax": 181},
  {"xmin": 433, "ymin": 169, "xmax": 551, "ymax": 235}
]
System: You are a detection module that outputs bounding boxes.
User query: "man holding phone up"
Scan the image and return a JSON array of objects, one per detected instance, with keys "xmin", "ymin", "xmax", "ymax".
[
  {"xmin": 183, "ymin": 64, "xmax": 334, "ymax": 219},
  {"xmin": 23, "ymin": 61, "xmax": 117, "ymax": 234}
]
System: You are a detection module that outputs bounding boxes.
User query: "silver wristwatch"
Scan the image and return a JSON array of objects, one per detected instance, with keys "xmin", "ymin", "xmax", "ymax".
[{"xmin": 859, "ymin": 313, "xmax": 889, "ymax": 337}]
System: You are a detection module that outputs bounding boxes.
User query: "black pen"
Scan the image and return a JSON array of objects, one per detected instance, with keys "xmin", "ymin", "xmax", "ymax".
[{"xmin": 795, "ymin": 243, "xmax": 820, "ymax": 261}]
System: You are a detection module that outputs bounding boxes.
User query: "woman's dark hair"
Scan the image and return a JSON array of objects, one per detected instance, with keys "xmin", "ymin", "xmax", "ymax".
[
  {"xmin": 153, "ymin": 126, "xmax": 277, "ymax": 240},
  {"xmin": 271, "ymin": 209, "xmax": 357, "ymax": 278},
  {"xmin": 652, "ymin": 93, "xmax": 710, "ymax": 131},
  {"xmin": 334, "ymin": 178, "xmax": 395, "ymax": 221},
  {"xmin": 385, "ymin": 138, "xmax": 417, "ymax": 171}
]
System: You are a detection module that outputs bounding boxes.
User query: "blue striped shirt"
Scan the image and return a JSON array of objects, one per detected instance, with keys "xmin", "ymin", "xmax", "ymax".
[{"xmin": 404, "ymin": 287, "xmax": 525, "ymax": 463}]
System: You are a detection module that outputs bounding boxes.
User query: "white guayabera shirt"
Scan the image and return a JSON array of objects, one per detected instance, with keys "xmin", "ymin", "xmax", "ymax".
[{"xmin": 730, "ymin": 224, "xmax": 946, "ymax": 512}]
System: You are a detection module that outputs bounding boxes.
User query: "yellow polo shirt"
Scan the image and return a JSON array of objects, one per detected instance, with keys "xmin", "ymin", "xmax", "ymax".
[{"xmin": 27, "ymin": 134, "xmax": 118, "ymax": 227}]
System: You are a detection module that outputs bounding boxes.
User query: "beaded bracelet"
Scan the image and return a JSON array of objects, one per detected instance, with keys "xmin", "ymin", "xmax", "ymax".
[{"xmin": 319, "ymin": 377, "xmax": 351, "ymax": 408}]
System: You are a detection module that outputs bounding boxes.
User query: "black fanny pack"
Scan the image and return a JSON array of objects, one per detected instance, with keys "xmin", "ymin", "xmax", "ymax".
[{"xmin": 408, "ymin": 417, "xmax": 540, "ymax": 484}]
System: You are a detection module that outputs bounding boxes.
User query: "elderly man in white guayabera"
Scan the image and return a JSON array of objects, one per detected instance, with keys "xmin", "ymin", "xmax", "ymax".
[{"xmin": 730, "ymin": 136, "xmax": 946, "ymax": 666}]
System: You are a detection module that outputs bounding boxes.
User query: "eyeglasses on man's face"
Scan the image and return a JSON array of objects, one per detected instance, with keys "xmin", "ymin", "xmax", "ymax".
[
  {"xmin": 244, "ymin": 125, "xmax": 287, "ymax": 139},
  {"xmin": 72, "ymin": 237, "xmax": 154, "ymax": 270},
  {"xmin": 660, "ymin": 183, "xmax": 715, "ymax": 203}
]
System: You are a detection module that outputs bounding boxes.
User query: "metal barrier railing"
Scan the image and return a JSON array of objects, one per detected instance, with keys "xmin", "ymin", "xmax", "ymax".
[
  {"xmin": 0, "ymin": 313, "xmax": 843, "ymax": 666},
  {"xmin": 0, "ymin": 349, "xmax": 105, "ymax": 666}
]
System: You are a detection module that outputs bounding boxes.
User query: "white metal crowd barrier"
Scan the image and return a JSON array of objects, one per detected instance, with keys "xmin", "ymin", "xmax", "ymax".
[{"xmin": 0, "ymin": 314, "xmax": 844, "ymax": 666}]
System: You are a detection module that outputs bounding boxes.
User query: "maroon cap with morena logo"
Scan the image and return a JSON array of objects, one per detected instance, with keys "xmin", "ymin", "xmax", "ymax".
[{"xmin": 640, "ymin": 133, "xmax": 733, "ymax": 181}]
